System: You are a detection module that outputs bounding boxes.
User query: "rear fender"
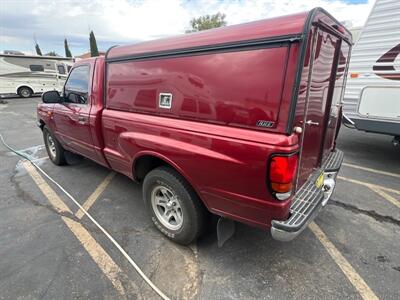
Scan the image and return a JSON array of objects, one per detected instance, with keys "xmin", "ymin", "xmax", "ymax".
[{"xmin": 119, "ymin": 131, "xmax": 246, "ymax": 209}]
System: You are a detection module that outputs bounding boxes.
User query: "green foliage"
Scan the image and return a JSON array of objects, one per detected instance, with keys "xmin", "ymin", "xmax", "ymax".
[
  {"xmin": 35, "ymin": 43, "xmax": 42, "ymax": 56},
  {"xmin": 45, "ymin": 51, "xmax": 59, "ymax": 57},
  {"xmin": 187, "ymin": 12, "xmax": 227, "ymax": 33},
  {"xmin": 89, "ymin": 30, "xmax": 99, "ymax": 57},
  {"xmin": 64, "ymin": 38, "xmax": 72, "ymax": 57}
]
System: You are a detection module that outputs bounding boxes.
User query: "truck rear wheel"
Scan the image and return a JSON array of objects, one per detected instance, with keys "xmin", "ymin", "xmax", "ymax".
[
  {"xmin": 18, "ymin": 87, "xmax": 33, "ymax": 98},
  {"xmin": 143, "ymin": 167, "xmax": 206, "ymax": 245},
  {"xmin": 43, "ymin": 126, "xmax": 66, "ymax": 166}
]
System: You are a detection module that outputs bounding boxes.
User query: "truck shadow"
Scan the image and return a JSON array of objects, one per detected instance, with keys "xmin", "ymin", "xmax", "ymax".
[{"xmin": 337, "ymin": 126, "xmax": 400, "ymax": 172}]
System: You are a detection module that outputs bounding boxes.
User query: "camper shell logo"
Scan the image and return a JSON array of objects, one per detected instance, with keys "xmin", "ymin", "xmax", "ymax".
[
  {"xmin": 256, "ymin": 120, "xmax": 275, "ymax": 128},
  {"xmin": 159, "ymin": 93, "xmax": 172, "ymax": 109}
]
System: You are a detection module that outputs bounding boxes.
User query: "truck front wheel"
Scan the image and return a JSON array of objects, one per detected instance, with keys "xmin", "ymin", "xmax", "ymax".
[
  {"xmin": 43, "ymin": 126, "xmax": 66, "ymax": 165},
  {"xmin": 143, "ymin": 167, "xmax": 207, "ymax": 245}
]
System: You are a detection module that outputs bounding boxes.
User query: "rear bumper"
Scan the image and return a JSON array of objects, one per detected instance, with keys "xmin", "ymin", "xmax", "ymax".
[
  {"xmin": 270, "ymin": 149, "xmax": 343, "ymax": 242},
  {"xmin": 343, "ymin": 115, "xmax": 400, "ymax": 137}
]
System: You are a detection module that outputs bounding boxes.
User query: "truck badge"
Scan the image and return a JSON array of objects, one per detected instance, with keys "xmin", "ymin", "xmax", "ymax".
[
  {"xmin": 256, "ymin": 120, "xmax": 275, "ymax": 128},
  {"xmin": 159, "ymin": 93, "xmax": 172, "ymax": 109}
]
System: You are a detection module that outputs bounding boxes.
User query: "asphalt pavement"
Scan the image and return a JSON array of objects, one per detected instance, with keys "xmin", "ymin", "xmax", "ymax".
[{"xmin": 0, "ymin": 96, "xmax": 399, "ymax": 299}]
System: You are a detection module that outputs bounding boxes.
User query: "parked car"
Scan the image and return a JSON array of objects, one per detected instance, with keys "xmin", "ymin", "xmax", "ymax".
[{"xmin": 37, "ymin": 7, "xmax": 352, "ymax": 245}]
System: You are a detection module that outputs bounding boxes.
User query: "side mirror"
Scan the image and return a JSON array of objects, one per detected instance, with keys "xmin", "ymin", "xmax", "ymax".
[{"xmin": 42, "ymin": 90, "xmax": 61, "ymax": 103}]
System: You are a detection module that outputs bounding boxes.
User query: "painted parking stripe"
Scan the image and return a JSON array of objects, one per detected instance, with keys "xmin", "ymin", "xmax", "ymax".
[
  {"xmin": 24, "ymin": 161, "xmax": 70, "ymax": 214},
  {"xmin": 76, "ymin": 172, "xmax": 116, "ymax": 219},
  {"xmin": 342, "ymin": 162, "xmax": 400, "ymax": 179},
  {"xmin": 368, "ymin": 186, "xmax": 400, "ymax": 209},
  {"xmin": 309, "ymin": 222, "xmax": 378, "ymax": 300},
  {"xmin": 62, "ymin": 217, "xmax": 125, "ymax": 295},
  {"xmin": 23, "ymin": 162, "xmax": 126, "ymax": 296},
  {"xmin": 338, "ymin": 176, "xmax": 400, "ymax": 195}
]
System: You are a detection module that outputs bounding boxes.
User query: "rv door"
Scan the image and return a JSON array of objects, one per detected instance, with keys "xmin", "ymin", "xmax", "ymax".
[{"xmin": 56, "ymin": 64, "xmax": 68, "ymax": 91}]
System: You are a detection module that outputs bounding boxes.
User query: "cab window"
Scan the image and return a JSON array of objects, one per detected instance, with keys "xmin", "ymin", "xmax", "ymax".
[{"xmin": 64, "ymin": 65, "xmax": 90, "ymax": 104}]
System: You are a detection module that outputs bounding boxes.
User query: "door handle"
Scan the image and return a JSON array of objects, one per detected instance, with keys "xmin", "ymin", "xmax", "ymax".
[
  {"xmin": 305, "ymin": 120, "xmax": 319, "ymax": 126},
  {"xmin": 78, "ymin": 115, "xmax": 88, "ymax": 124}
]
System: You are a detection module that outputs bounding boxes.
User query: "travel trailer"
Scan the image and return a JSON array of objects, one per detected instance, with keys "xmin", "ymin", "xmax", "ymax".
[
  {"xmin": 0, "ymin": 54, "xmax": 74, "ymax": 98},
  {"xmin": 342, "ymin": 0, "xmax": 400, "ymax": 144}
]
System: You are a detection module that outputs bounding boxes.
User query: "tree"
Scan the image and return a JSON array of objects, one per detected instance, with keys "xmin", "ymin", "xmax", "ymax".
[
  {"xmin": 45, "ymin": 51, "xmax": 59, "ymax": 57},
  {"xmin": 89, "ymin": 30, "xmax": 99, "ymax": 57},
  {"xmin": 35, "ymin": 42, "xmax": 42, "ymax": 56},
  {"xmin": 187, "ymin": 12, "xmax": 227, "ymax": 33},
  {"xmin": 64, "ymin": 38, "xmax": 72, "ymax": 57}
]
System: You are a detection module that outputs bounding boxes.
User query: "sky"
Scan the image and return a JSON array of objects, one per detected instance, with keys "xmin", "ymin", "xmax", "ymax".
[{"xmin": 0, "ymin": 0, "xmax": 374, "ymax": 56}]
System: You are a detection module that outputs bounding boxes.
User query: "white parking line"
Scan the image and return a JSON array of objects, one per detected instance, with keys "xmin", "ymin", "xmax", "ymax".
[
  {"xmin": 309, "ymin": 222, "xmax": 378, "ymax": 300},
  {"xmin": 76, "ymin": 172, "xmax": 116, "ymax": 219},
  {"xmin": 342, "ymin": 162, "xmax": 400, "ymax": 179},
  {"xmin": 23, "ymin": 161, "xmax": 126, "ymax": 296}
]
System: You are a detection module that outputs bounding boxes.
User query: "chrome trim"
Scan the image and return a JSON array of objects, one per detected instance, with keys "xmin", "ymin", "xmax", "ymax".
[
  {"xmin": 342, "ymin": 113, "xmax": 355, "ymax": 125},
  {"xmin": 305, "ymin": 120, "xmax": 320, "ymax": 126},
  {"xmin": 270, "ymin": 149, "xmax": 343, "ymax": 242},
  {"xmin": 322, "ymin": 172, "xmax": 337, "ymax": 206},
  {"xmin": 275, "ymin": 191, "xmax": 292, "ymax": 201}
]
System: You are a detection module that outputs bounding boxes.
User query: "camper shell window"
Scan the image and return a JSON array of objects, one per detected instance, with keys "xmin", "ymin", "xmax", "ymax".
[{"xmin": 30, "ymin": 65, "xmax": 44, "ymax": 72}]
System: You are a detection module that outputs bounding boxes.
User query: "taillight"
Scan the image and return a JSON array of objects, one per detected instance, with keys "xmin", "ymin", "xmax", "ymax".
[{"xmin": 269, "ymin": 154, "xmax": 298, "ymax": 200}]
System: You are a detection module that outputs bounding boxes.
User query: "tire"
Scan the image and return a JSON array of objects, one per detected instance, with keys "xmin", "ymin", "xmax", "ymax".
[
  {"xmin": 143, "ymin": 167, "xmax": 207, "ymax": 245},
  {"xmin": 18, "ymin": 87, "xmax": 33, "ymax": 98},
  {"xmin": 43, "ymin": 126, "xmax": 67, "ymax": 166}
]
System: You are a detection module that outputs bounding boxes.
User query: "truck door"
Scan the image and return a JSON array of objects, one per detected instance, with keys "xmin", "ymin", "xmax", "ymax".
[
  {"xmin": 52, "ymin": 64, "xmax": 96, "ymax": 160},
  {"xmin": 297, "ymin": 27, "xmax": 347, "ymax": 186}
]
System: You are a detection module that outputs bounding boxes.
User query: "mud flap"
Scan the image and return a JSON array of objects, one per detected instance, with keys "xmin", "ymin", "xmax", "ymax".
[{"xmin": 217, "ymin": 217, "xmax": 235, "ymax": 247}]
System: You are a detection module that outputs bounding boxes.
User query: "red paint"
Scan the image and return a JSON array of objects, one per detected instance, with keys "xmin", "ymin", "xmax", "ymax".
[
  {"xmin": 108, "ymin": 12, "xmax": 308, "ymax": 59},
  {"xmin": 107, "ymin": 47, "xmax": 289, "ymax": 131},
  {"xmin": 37, "ymin": 8, "xmax": 351, "ymax": 230}
]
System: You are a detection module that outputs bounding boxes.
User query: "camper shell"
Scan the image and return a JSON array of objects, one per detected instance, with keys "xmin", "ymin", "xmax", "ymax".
[{"xmin": 38, "ymin": 8, "xmax": 352, "ymax": 244}]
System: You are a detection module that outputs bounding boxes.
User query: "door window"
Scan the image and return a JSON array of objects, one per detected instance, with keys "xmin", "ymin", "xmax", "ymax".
[{"xmin": 64, "ymin": 65, "xmax": 90, "ymax": 104}]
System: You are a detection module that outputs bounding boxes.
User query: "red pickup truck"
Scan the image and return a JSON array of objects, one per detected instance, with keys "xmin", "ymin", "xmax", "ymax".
[{"xmin": 37, "ymin": 8, "xmax": 351, "ymax": 245}]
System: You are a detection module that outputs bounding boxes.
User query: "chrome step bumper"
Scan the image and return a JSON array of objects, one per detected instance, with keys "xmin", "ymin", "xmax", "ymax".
[{"xmin": 270, "ymin": 149, "xmax": 343, "ymax": 242}]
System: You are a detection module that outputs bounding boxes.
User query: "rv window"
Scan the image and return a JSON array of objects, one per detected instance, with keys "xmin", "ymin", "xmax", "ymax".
[
  {"xmin": 64, "ymin": 65, "xmax": 90, "ymax": 104},
  {"xmin": 30, "ymin": 65, "xmax": 44, "ymax": 72},
  {"xmin": 67, "ymin": 66, "xmax": 72, "ymax": 73},
  {"xmin": 57, "ymin": 65, "xmax": 66, "ymax": 75}
]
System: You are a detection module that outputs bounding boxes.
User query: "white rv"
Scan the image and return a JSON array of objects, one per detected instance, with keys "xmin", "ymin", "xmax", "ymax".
[
  {"xmin": 0, "ymin": 54, "xmax": 74, "ymax": 98},
  {"xmin": 342, "ymin": 0, "xmax": 400, "ymax": 143}
]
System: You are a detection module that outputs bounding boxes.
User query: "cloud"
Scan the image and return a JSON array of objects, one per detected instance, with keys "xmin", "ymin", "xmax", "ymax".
[{"xmin": 0, "ymin": 0, "xmax": 374, "ymax": 55}]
